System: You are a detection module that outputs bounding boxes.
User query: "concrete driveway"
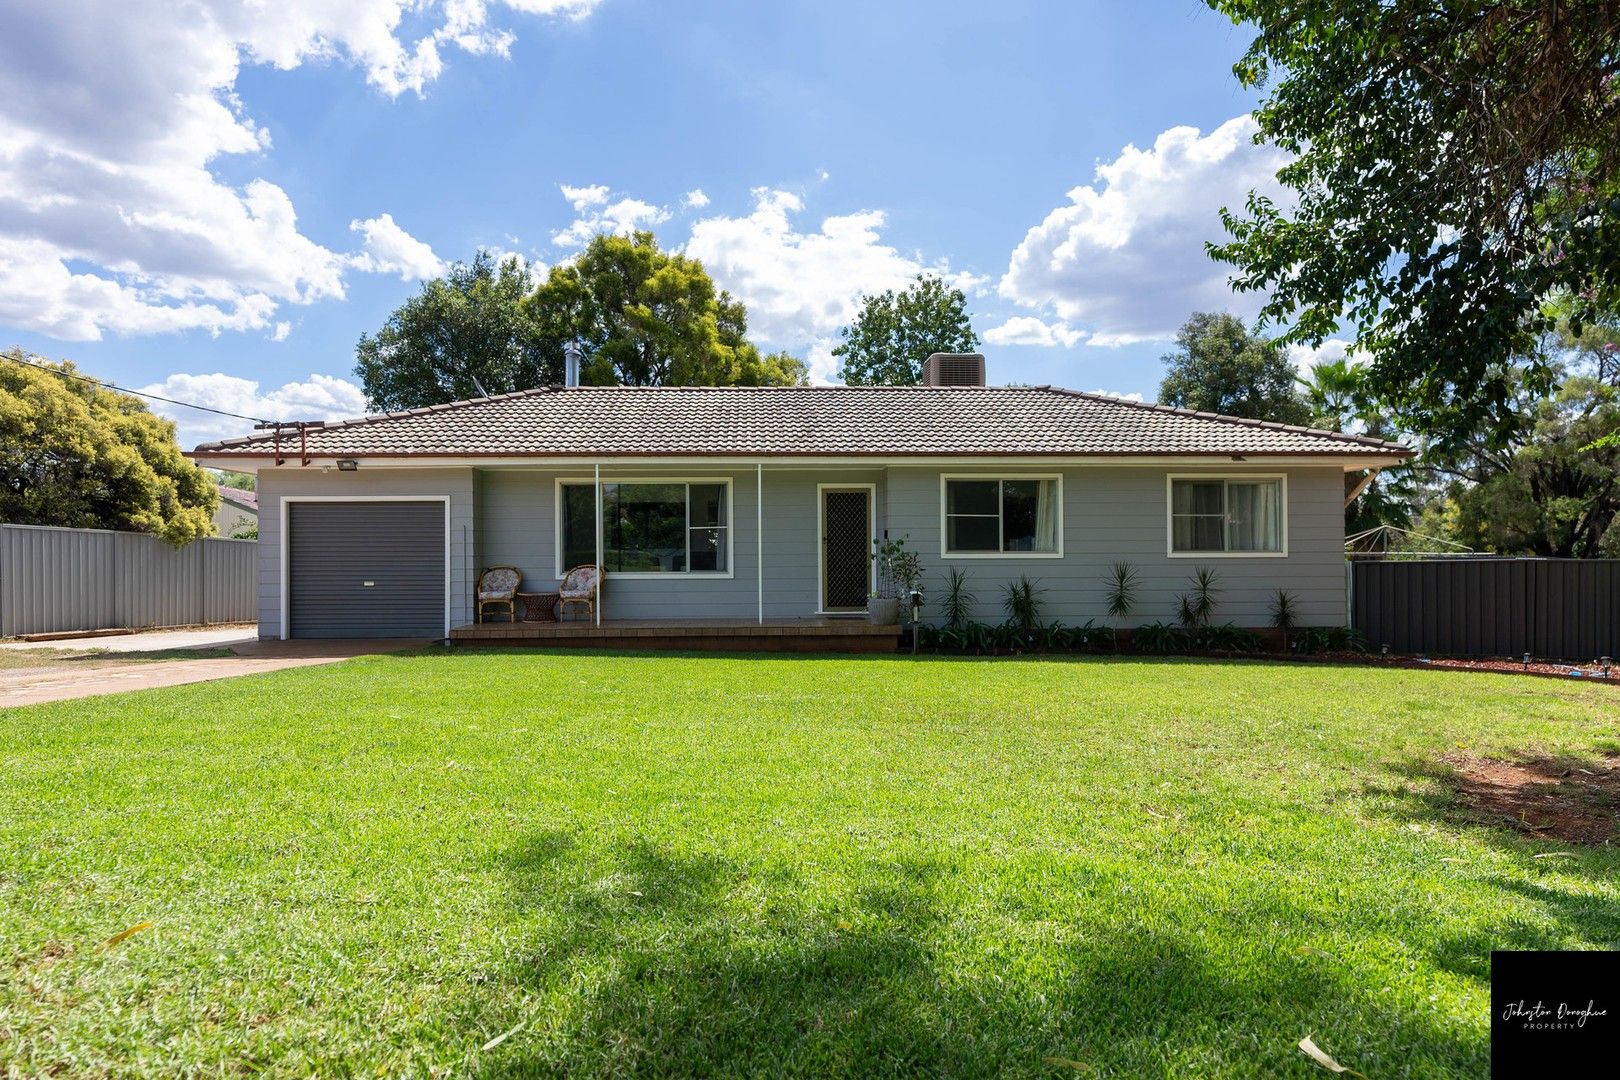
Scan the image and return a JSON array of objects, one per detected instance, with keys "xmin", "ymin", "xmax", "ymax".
[{"xmin": 0, "ymin": 629, "xmax": 429, "ymax": 708}]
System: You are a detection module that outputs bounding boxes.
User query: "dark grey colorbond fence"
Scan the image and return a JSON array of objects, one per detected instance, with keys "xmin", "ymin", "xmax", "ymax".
[
  {"xmin": 1350, "ymin": 558, "xmax": 1620, "ymax": 660},
  {"xmin": 0, "ymin": 524, "xmax": 255, "ymax": 637}
]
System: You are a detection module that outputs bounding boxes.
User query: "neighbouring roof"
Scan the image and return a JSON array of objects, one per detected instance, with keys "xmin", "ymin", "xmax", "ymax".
[
  {"xmin": 218, "ymin": 487, "xmax": 258, "ymax": 510},
  {"xmin": 189, "ymin": 385, "xmax": 1412, "ymax": 459}
]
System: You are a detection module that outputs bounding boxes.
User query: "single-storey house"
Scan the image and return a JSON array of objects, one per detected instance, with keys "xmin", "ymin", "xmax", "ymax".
[
  {"xmin": 212, "ymin": 486, "xmax": 258, "ymax": 538},
  {"xmin": 187, "ymin": 354, "xmax": 1411, "ymax": 642}
]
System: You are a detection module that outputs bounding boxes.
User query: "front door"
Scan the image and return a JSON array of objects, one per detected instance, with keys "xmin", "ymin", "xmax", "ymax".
[{"xmin": 820, "ymin": 488, "xmax": 871, "ymax": 611}]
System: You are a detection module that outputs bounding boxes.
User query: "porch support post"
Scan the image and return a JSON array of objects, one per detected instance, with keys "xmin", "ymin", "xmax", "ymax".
[
  {"xmin": 756, "ymin": 462, "xmax": 764, "ymax": 625},
  {"xmin": 594, "ymin": 463, "xmax": 602, "ymax": 627}
]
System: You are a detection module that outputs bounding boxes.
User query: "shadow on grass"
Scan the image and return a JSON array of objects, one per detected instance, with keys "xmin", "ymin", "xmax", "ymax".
[{"xmin": 471, "ymin": 830, "xmax": 1488, "ymax": 1078}]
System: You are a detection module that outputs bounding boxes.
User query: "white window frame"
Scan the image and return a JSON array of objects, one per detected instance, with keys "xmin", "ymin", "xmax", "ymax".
[
  {"xmin": 815, "ymin": 482, "xmax": 877, "ymax": 614},
  {"xmin": 279, "ymin": 495, "xmax": 451, "ymax": 640},
  {"xmin": 938, "ymin": 473, "xmax": 1064, "ymax": 559},
  {"xmin": 554, "ymin": 476, "xmax": 735, "ymax": 579},
  {"xmin": 1165, "ymin": 473, "xmax": 1289, "ymax": 558}
]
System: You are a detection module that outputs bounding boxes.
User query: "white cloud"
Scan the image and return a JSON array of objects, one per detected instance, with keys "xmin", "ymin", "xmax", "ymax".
[
  {"xmin": 685, "ymin": 187, "xmax": 983, "ymax": 349},
  {"xmin": 0, "ymin": 1, "xmax": 600, "ymax": 342},
  {"xmin": 140, "ymin": 371, "xmax": 370, "ymax": 448},
  {"xmin": 559, "ymin": 183, "xmax": 611, "ymax": 211},
  {"xmin": 1088, "ymin": 388, "xmax": 1145, "ymax": 403},
  {"xmin": 551, "ymin": 188, "xmax": 673, "ymax": 247},
  {"xmin": 347, "ymin": 213, "xmax": 446, "ymax": 280},
  {"xmin": 1286, "ymin": 338, "xmax": 1360, "ymax": 375},
  {"xmin": 805, "ymin": 338, "xmax": 840, "ymax": 385},
  {"xmin": 999, "ymin": 115, "xmax": 1290, "ymax": 347},
  {"xmin": 982, "ymin": 315, "xmax": 1086, "ymax": 348},
  {"xmin": 682, "ymin": 188, "xmax": 711, "ymax": 209}
]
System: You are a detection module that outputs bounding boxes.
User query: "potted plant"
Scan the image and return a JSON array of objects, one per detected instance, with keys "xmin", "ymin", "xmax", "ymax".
[{"xmin": 869, "ymin": 536, "xmax": 922, "ymax": 625}]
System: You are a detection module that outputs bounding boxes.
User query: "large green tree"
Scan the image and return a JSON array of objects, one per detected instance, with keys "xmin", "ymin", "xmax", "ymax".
[
  {"xmin": 1298, "ymin": 357, "xmax": 1417, "ymax": 533},
  {"xmin": 833, "ymin": 275, "xmax": 978, "ymax": 385},
  {"xmin": 525, "ymin": 232, "xmax": 806, "ymax": 387},
  {"xmin": 0, "ymin": 351, "xmax": 217, "ymax": 544},
  {"xmin": 1206, "ymin": 0, "xmax": 1620, "ymax": 451},
  {"xmin": 356, "ymin": 251, "xmax": 559, "ymax": 412},
  {"xmin": 1429, "ymin": 368, "xmax": 1620, "ymax": 556},
  {"xmin": 1158, "ymin": 311, "xmax": 1312, "ymax": 424}
]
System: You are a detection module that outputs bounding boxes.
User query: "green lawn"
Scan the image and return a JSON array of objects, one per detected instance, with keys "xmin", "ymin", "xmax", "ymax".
[{"xmin": 3, "ymin": 652, "xmax": 1616, "ymax": 1077}]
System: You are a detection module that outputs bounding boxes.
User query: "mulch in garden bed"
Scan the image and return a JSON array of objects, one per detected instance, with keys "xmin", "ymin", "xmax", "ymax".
[
  {"xmin": 1407, "ymin": 656, "xmax": 1617, "ymax": 682},
  {"xmin": 1434, "ymin": 751, "xmax": 1620, "ymax": 845}
]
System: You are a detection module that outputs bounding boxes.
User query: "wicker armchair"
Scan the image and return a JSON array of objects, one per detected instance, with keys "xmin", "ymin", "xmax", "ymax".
[
  {"xmin": 476, "ymin": 566, "xmax": 522, "ymax": 623},
  {"xmin": 558, "ymin": 564, "xmax": 600, "ymax": 621}
]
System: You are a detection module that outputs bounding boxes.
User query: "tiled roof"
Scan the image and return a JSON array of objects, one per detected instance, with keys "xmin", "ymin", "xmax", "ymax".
[
  {"xmin": 189, "ymin": 385, "xmax": 1411, "ymax": 459},
  {"xmin": 218, "ymin": 487, "xmax": 258, "ymax": 510}
]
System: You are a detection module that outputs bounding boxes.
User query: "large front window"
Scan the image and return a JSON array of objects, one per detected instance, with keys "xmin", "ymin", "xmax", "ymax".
[
  {"xmin": 942, "ymin": 477, "xmax": 1060, "ymax": 555},
  {"xmin": 1169, "ymin": 477, "xmax": 1284, "ymax": 554},
  {"xmin": 560, "ymin": 481, "xmax": 729, "ymax": 574}
]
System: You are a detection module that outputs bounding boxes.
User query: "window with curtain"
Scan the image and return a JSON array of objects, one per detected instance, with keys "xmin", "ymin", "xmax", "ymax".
[
  {"xmin": 1170, "ymin": 478, "xmax": 1283, "ymax": 553},
  {"xmin": 560, "ymin": 481, "xmax": 729, "ymax": 574},
  {"xmin": 943, "ymin": 478, "xmax": 1060, "ymax": 554}
]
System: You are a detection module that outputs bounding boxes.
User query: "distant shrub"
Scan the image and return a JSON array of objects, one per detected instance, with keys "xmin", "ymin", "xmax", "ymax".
[
  {"xmin": 1132, "ymin": 622, "xmax": 1191, "ymax": 654},
  {"xmin": 1291, "ymin": 626, "xmax": 1367, "ymax": 655},
  {"xmin": 1194, "ymin": 623, "xmax": 1263, "ymax": 652}
]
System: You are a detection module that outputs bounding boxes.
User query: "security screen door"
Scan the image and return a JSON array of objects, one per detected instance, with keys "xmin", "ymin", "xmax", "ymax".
[{"xmin": 821, "ymin": 488, "xmax": 871, "ymax": 611}]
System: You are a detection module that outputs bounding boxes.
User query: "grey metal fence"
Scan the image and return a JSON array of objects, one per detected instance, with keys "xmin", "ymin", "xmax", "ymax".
[
  {"xmin": 1350, "ymin": 557, "xmax": 1620, "ymax": 660},
  {"xmin": 0, "ymin": 524, "xmax": 255, "ymax": 637}
]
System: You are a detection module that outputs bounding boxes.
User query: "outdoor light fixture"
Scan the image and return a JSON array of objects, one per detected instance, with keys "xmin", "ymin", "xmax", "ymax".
[
  {"xmin": 1523, "ymin": 652, "xmax": 1532, "ymax": 669},
  {"xmin": 1380, "ymin": 644, "xmax": 1389, "ymax": 659},
  {"xmin": 336, "ymin": 459, "xmax": 359, "ymax": 472},
  {"xmin": 1602, "ymin": 656, "xmax": 1613, "ymax": 679}
]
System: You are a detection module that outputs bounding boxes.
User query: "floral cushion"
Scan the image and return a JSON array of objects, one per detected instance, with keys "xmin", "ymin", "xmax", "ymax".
[
  {"xmin": 559, "ymin": 565, "xmax": 598, "ymax": 598},
  {"xmin": 478, "ymin": 567, "xmax": 520, "ymax": 599}
]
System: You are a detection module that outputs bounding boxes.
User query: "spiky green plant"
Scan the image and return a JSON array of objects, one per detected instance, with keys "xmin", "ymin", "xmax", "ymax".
[
  {"xmin": 941, "ymin": 567, "xmax": 975, "ymax": 629},
  {"xmin": 1002, "ymin": 575, "xmax": 1045, "ymax": 637},
  {"xmin": 1177, "ymin": 566, "xmax": 1220, "ymax": 629},
  {"xmin": 1104, "ymin": 561, "xmax": 1139, "ymax": 618}
]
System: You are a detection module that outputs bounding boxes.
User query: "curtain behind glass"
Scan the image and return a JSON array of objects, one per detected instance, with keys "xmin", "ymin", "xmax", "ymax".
[
  {"xmin": 1226, "ymin": 481, "xmax": 1281, "ymax": 551},
  {"xmin": 1033, "ymin": 479, "xmax": 1057, "ymax": 552}
]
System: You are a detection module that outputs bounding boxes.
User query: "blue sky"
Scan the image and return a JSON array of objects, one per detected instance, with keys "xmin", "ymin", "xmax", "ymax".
[{"xmin": 0, "ymin": 1, "xmax": 1314, "ymax": 447}]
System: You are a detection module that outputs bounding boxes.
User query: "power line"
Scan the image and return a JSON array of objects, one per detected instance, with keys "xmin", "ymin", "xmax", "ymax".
[{"xmin": 3, "ymin": 350, "xmax": 276, "ymax": 425}]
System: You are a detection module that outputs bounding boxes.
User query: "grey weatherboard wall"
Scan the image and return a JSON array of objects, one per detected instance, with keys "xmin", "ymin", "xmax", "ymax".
[
  {"xmin": 472, "ymin": 463, "xmax": 1349, "ymax": 626},
  {"xmin": 256, "ymin": 468, "xmax": 475, "ymax": 638},
  {"xmin": 0, "ymin": 524, "xmax": 254, "ymax": 636},
  {"xmin": 1353, "ymin": 558, "xmax": 1620, "ymax": 659}
]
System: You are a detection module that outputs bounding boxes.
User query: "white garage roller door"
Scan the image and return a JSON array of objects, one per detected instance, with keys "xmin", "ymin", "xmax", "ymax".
[{"xmin": 286, "ymin": 500, "xmax": 446, "ymax": 638}]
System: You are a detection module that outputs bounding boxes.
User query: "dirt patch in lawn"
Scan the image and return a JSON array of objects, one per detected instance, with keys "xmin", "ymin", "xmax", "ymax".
[{"xmin": 1436, "ymin": 751, "xmax": 1620, "ymax": 845}]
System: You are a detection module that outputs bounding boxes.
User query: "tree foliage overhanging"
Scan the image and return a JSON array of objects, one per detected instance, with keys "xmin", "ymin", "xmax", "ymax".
[
  {"xmin": 356, "ymin": 234, "xmax": 806, "ymax": 411},
  {"xmin": 834, "ymin": 275, "xmax": 979, "ymax": 386},
  {"xmin": 1205, "ymin": 0, "xmax": 1620, "ymax": 450},
  {"xmin": 0, "ymin": 350, "xmax": 219, "ymax": 544}
]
